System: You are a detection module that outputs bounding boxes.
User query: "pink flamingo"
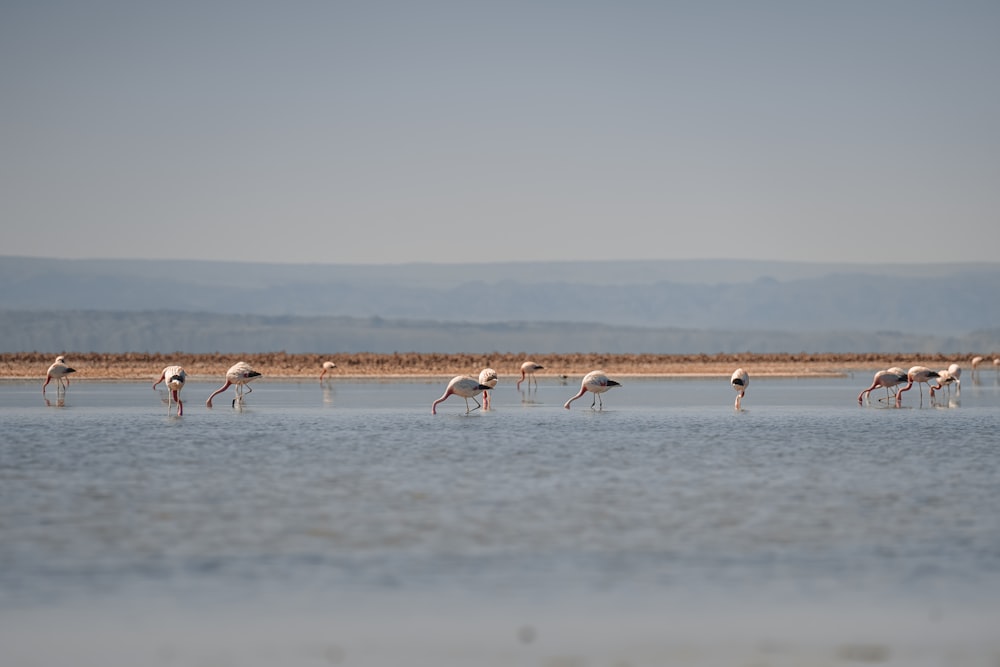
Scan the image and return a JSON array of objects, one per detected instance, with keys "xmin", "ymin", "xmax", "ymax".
[
  {"xmin": 320, "ymin": 360, "xmax": 337, "ymax": 383},
  {"xmin": 153, "ymin": 365, "xmax": 187, "ymax": 416},
  {"xmin": 478, "ymin": 367, "xmax": 498, "ymax": 409},
  {"xmin": 42, "ymin": 355, "xmax": 76, "ymax": 393},
  {"xmin": 731, "ymin": 368, "xmax": 749, "ymax": 410},
  {"xmin": 516, "ymin": 361, "xmax": 543, "ymax": 390},
  {"xmin": 930, "ymin": 363, "xmax": 962, "ymax": 398},
  {"xmin": 564, "ymin": 370, "xmax": 621, "ymax": 410},
  {"xmin": 432, "ymin": 375, "xmax": 492, "ymax": 414},
  {"xmin": 858, "ymin": 367, "xmax": 907, "ymax": 404},
  {"xmin": 206, "ymin": 361, "xmax": 262, "ymax": 408},
  {"xmin": 895, "ymin": 366, "xmax": 939, "ymax": 406}
]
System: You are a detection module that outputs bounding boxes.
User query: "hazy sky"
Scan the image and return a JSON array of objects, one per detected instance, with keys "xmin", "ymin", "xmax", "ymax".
[{"xmin": 3, "ymin": 1, "xmax": 999, "ymax": 265}]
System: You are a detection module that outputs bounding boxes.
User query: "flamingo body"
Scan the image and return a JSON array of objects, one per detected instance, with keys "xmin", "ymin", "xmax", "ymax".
[
  {"xmin": 858, "ymin": 367, "xmax": 907, "ymax": 404},
  {"xmin": 478, "ymin": 367, "xmax": 498, "ymax": 409},
  {"xmin": 563, "ymin": 370, "xmax": 621, "ymax": 410},
  {"xmin": 206, "ymin": 361, "xmax": 262, "ymax": 408},
  {"xmin": 931, "ymin": 363, "xmax": 962, "ymax": 398},
  {"xmin": 153, "ymin": 365, "xmax": 187, "ymax": 416},
  {"xmin": 320, "ymin": 360, "xmax": 337, "ymax": 382},
  {"xmin": 731, "ymin": 368, "xmax": 749, "ymax": 410},
  {"xmin": 895, "ymin": 366, "xmax": 939, "ymax": 406},
  {"xmin": 517, "ymin": 361, "xmax": 543, "ymax": 390},
  {"xmin": 42, "ymin": 355, "xmax": 76, "ymax": 393},
  {"xmin": 432, "ymin": 375, "xmax": 492, "ymax": 414}
]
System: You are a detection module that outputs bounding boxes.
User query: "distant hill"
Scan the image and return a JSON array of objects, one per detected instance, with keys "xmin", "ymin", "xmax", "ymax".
[
  {"xmin": 2, "ymin": 256, "xmax": 998, "ymax": 353},
  {"xmin": 2, "ymin": 310, "xmax": 997, "ymax": 355}
]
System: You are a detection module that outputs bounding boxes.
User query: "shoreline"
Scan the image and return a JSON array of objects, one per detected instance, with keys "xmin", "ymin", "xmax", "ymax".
[{"xmin": 4, "ymin": 351, "xmax": 981, "ymax": 381}]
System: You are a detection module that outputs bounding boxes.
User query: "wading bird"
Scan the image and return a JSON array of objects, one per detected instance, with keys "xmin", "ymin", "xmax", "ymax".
[
  {"xmin": 858, "ymin": 367, "xmax": 907, "ymax": 404},
  {"xmin": 478, "ymin": 367, "xmax": 498, "ymax": 410},
  {"xmin": 431, "ymin": 375, "xmax": 492, "ymax": 414},
  {"xmin": 930, "ymin": 363, "xmax": 961, "ymax": 398},
  {"xmin": 153, "ymin": 365, "xmax": 187, "ymax": 416},
  {"xmin": 731, "ymin": 368, "xmax": 750, "ymax": 410},
  {"xmin": 206, "ymin": 361, "xmax": 262, "ymax": 408},
  {"xmin": 42, "ymin": 356, "xmax": 75, "ymax": 394},
  {"xmin": 516, "ymin": 361, "xmax": 543, "ymax": 391},
  {"xmin": 895, "ymin": 366, "xmax": 939, "ymax": 407},
  {"xmin": 320, "ymin": 360, "xmax": 337, "ymax": 382},
  {"xmin": 564, "ymin": 370, "xmax": 621, "ymax": 410}
]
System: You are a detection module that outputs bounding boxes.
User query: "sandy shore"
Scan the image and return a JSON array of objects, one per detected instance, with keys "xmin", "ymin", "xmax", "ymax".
[{"xmin": 2, "ymin": 351, "xmax": 979, "ymax": 381}]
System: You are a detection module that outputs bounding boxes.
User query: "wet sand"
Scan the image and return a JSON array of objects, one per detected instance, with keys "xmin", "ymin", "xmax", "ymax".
[{"xmin": 2, "ymin": 351, "xmax": 977, "ymax": 380}]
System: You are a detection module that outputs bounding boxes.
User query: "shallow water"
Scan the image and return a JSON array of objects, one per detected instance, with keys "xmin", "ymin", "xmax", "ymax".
[{"xmin": 2, "ymin": 373, "xmax": 1000, "ymax": 666}]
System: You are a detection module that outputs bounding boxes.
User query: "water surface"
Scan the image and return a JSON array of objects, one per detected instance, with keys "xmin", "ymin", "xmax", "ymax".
[{"xmin": 2, "ymin": 373, "xmax": 999, "ymax": 665}]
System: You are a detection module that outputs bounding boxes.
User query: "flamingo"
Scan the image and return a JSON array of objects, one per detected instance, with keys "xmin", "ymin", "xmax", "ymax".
[
  {"xmin": 431, "ymin": 375, "xmax": 492, "ymax": 414},
  {"xmin": 320, "ymin": 360, "xmax": 337, "ymax": 382},
  {"xmin": 858, "ymin": 367, "xmax": 907, "ymax": 404},
  {"xmin": 564, "ymin": 370, "xmax": 621, "ymax": 410},
  {"xmin": 731, "ymin": 368, "xmax": 749, "ymax": 410},
  {"xmin": 930, "ymin": 363, "xmax": 961, "ymax": 398},
  {"xmin": 206, "ymin": 361, "xmax": 262, "ymax": 408},
  {"xmin": 895, "ymin": 366, "xmax": 939, "ymax": 406},
  {"xmin": 516, "ymin": 361, "xmax": 543, "ymax": 390},
  {"xmin": 478, "ymin": 367, "xmax": 498, "ymax": 410},
  {"xmin": 153, "ymin": 365, "xmax": 187, "ymax": 416},
  {"xmin": 42, "ymin": 355, "xmax": 76, "ymax": 393},
  {"xmin": 971, "ymin": 356, "xmax": 984, "ymax": 371}
]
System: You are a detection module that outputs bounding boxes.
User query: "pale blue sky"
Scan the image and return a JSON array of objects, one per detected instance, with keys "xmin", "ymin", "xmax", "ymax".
[{"xmin": 3, "ymin": 1, "xmax": 999, "ymax": 265}]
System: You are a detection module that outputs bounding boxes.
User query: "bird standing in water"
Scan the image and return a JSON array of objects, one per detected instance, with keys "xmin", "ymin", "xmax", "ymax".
[
  {"xmin": 564, "ymin": 370, "xmax": 621, "ymax": 410},
  {"xmin": 206, "ymin": 361, "xmax": 262, "ymax": 408},
  {"xmin": 731, "ymin": 368, "xmax": 749, "ymax": 410},
  {"xmin": 431, "ymin": 375, "xmax": 492, "ymax": 414},
  {"xmin": 320, "ymin": 360, "xmax": 337, "ymax": 383},
  {"xmin": 858, "ymin": 367, "xmax": 907, "ymax": 404},
  {"xmin": 516, "ymin": 361, "xmax": 543, "ymax": 391},
  {"xmin": 42, "ymin": 356, "xmax": 76, "ymax": 394},
  {"xmin": 153, "ymin": 365, "xmax": 187, "ymax": 416},
  {"xmin": 478, "ymin": 367, "xmax": 498, "ymax": 410},
  {"xmin": 895, "ymin": 366, "xmax": 939, "ymax": 407}
]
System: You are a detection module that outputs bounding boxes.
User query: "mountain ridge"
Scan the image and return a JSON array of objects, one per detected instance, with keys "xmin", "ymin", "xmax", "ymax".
[{"xmin": 3, "ymin": 257, "xmax": 998, "ymax": 354}]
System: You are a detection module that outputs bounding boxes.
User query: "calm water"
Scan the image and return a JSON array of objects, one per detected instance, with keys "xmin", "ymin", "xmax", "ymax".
[{"xmin": 2, "ymin": 373, "xmax": 1000, "ymax": 666}]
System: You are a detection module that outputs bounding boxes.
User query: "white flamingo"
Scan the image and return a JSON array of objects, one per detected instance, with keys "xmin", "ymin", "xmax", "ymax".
[
  {"xmin": 564, "ymin": 370, "xmax": 621, "ymax": 410},
  {"xmin": 320, "ymin": 360, "xmax": 337, "ymax": 382},
  {"xmin": 930, "ymin": 363, "xmax": 961, "ymax": 398},
  {"xmin": 731, "ymin": 368, "xmax": 749, "ymax": 410},
  {"xmin": 153, "ymin": 365, "xmax": 187, "ymax": 416},
  {"xmin": 206, "ymin": 361, "xmax": 262, "ymax": 408},
  {"xmin": 895, "ymin": 366, "xmax": 939, "ymax": 406},
  {"xmin": 858, "ymin": 367, "xmax": 907, "ymax": 404},
  {"xmin": 42, "ymin": 355, "xmax": 76, "ymax": 393},
  {"xmin": 971, "ymin": 356, "xmax": 984, "ymax": 371},
  {"xmin": 478, "ymin": 367, "xmax": 498, "ymax": 410},
  {"xmin": 431, "ymin": 375, "xmax": 492, "ymax": 414},
  {"xmin": 516, "ymin": 361, "xmax": 543, "ymax": 390}
]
